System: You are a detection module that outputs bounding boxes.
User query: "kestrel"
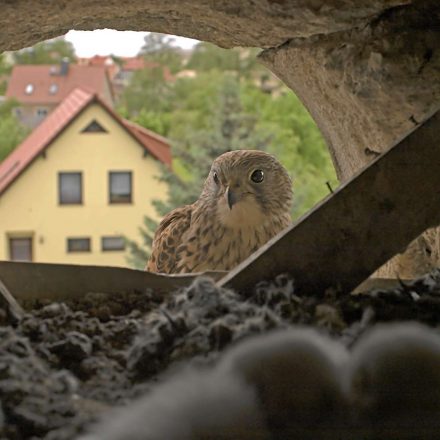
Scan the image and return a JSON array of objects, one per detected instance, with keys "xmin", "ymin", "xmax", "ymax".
[{"xmin": 146, "ymin": 150, "xmax": 293, "ymax": 274}]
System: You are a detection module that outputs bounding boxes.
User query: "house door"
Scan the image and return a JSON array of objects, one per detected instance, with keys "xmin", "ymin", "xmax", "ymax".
[{"xmin": 9, "ymin": 236, "xmax": 33, "ymax": 262}]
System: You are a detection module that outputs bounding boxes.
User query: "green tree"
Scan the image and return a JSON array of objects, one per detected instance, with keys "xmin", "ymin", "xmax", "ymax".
[
  {"xmin": 239, "ymin": 81, "xmax": 337, "ymax": 216},
  {"xmin": 120, "ymin": 33, "xmax": 188, "ymax": 115},
  {"xmin": 13, "ymin": 37, "xmax": 76, "ymax": 65},
  {"xmin": 0, "ymin": 100, "xmax": 29, "ymax": 162},
  {"xmin": 187, "ymin": 42, "xmax": 240, "ymax": 72},
  {"xmin": 0, "ymin": 53, "xmax": 12, "ymax": 95},
  {"xmin": 130, "ymin": 109, "xmax": 172, "ymax": 137},
  {"xmin": 187, "ymin": 42, "xmax": 260, "ymax": 78},
  {"xmin": 120, "ymin": 66, "xmax": 174, "ymax": 115},
  {"xmin": 140, "ymin": 33, "xmax": 183, "ymax": 74}
]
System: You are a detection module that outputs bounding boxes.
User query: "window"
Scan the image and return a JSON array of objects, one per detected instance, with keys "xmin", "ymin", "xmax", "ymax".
[
  {"xmin": 67, "ymin": 238, "xmax": 91, "ymax": 253},
  {"xmin": 81, "ymin": 120, "xmax": 108, "ymax": 133},
  {"xmin": 59, "ymin": 172, "xmax": 82, "ymax": 205},
  {"xmin": 25, "ymin": 84, "xmax": 34, "ymax": 95},
  {"xmin": 9, "ymin": 237, "xmax": 32, "ymax": 261},
  {"xmin": 109, "ymin": 171, "xmax": 132, "ymax": 204},
  {"xmin": 102, "ymin": 236, "xmax": 126, "ymax": 251},
  {"xmin": 36, "ymin": 108, "xmax": 48, "ymax": 117},
  {"xmin": 49, "ymin": 83, "xmax": 58, "ymax": 95}
]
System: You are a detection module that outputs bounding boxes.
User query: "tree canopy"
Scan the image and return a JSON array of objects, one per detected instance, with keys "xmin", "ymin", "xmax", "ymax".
[
  {"xmin": 0, "ymin": 100, "xmax": 29, "ymax": 162},
  {"xmin": 139, "ymin": 33, "xmax": 183, "ymax": 74},
  {"xmin": 13, "ymin": 37, "xmax": 76, "ymax": 65},
  {"xmin": 0, "ymin": 53, "xmax": 12, "ymax": 94}
]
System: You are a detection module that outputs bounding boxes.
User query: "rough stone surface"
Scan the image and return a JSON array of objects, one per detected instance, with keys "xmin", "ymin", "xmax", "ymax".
[
  {"xmin": 0, "ymin": 1, "xmax": 408, "ymax": 52},
  {"xmin": 259, "ymin": 1, "xmax": 440, "ymax": 277},
  {"xmin": 260, "ymin": 2, "xmax": 440, "ymax": 180}
]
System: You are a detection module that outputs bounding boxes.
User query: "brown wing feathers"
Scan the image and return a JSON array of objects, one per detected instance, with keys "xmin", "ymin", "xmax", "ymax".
[{"xmin": 146, "ymin": 205, "xmax": 192, "ymax": 273}]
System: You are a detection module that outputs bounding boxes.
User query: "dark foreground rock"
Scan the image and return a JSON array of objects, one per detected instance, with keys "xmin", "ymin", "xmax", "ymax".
[{"xmin": 1, "ymin": 270, "xmax": 440, "ymax": 439}]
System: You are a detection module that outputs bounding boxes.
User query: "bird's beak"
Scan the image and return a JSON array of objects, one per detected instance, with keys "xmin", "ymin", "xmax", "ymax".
[{"xmin": 225, "ymin": 187, "xmax": 239, "ymax": 210}]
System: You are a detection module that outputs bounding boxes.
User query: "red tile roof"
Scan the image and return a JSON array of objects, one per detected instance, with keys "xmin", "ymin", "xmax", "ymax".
[
  {"xmin": 5, "ymin": 64, "xmax": 113, "ymax": 105},
  {"xmin": 120, "ymin": 57, "xmax": 174, "ymax": 81},
  {"xmin": 78, "ymin": 55, "xmax": 113, "ymax": 67},
  {"xmin": 123, "ymin": 120, "xmax": 172, "ymax": 167},
  {"xmin": 77, "ymin": 56, "xmax": 118, "ymax": 80},
  {"xmin": 0, "ymin": 88, "xmax": 172, "ymax": 196},
  {"xmin": 121, "ymin": 57, "xmax": 149, "ymax": 71}
]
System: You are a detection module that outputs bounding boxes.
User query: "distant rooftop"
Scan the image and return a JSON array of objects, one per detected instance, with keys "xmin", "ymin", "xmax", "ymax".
[
  {"xmin": 78, "ymin": 55, "xmax": 174, "ymax": 81},
  {"xmin": 5, "ymin": 63, "xmax": 114, "ymax": 106}
]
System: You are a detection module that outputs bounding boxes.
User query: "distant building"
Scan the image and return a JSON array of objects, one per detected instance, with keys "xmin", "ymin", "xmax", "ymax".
[
  {"xmin": 77, "ymin": 55, "xmax": 118, "ymax": 80},
  {"xmin": 78, "ymin": 55, "xmax": 174, "ymax": 101},
  {"xmin": 114, "ymin": 57, "xmax": 174, "ymax": 99},
  {"xmin": 0, "ymin": 87, "xmax": 171, "ymax": 267},
  {"xmin": 5, "ymin": 61, "xmax": 114, "ymax": 128}
]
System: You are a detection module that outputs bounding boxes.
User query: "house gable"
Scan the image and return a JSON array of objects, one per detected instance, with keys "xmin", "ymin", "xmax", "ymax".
[
  {"xmin": 0, "ymin": 88, "xmax": 171, "ymax": 197},
  {"xmin": 0, "ymin": 101, "xmax": 169, "ymax": 266}
]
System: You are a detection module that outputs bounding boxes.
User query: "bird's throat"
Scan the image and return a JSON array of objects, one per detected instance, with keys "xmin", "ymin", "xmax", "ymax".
[{"xmin": 218, "ymin": 199, "xmax": 265, "ymax": 229}]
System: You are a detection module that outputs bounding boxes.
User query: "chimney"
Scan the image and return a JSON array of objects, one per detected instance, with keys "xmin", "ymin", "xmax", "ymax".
[{"xmin": 59, "ymin": 57, "xmax": 70, "ymax": 76}]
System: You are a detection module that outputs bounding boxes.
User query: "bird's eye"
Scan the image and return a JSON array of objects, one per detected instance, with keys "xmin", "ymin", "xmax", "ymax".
[
  {"xmin": 250, "ymin": 169, "xmax": 264, "ymax": 183},
  {"xmin": 213, "ymin": 172, "xmax": 220, "ymax": 185}
]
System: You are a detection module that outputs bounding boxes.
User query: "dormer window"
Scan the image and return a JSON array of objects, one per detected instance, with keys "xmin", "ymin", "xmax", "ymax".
[
  {"xmin": 25, "ymin": 84, "xmax": 34, "ymax": 95},
  {"xmin": 49, "ymin": 84, "xmax": 58, "ymax": 95}
]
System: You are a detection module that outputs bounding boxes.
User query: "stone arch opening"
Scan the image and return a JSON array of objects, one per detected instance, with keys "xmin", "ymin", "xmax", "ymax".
[{"xmin": 1, "ymin": 0, "xmax": 440, "ymax": 276}]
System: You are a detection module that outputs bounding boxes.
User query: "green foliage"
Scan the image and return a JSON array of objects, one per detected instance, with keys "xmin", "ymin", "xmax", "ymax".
[
  {"xmin": 0, "ymin": 53, "xmax": 11, "ymax": 74},
  {"xmin": 122, "ymin": 41, "xmax": 337, "ymax": 268},
  {"xmin": 187, "ymin": 43, "xmax": 260, "ymax": 79},
  {"xmin": 140, "ymin": 33, "xmax": 183, "ymax": 74},
  {"xmin": 240, "ymin": 82, "xmax": 337, "ymax": 216},
  {"xmin": 121, "ymin": 67, "xmax": 174, "ymax": 116},
  {"xmin": 125, "ymin": 217, "xmax": 157, "ymax": 270},
  {"xmin": 121, "ymin": 33, "xmax": 189, "ymax": 115},
  {"xmin": 187, "ymin": 42, "xmax": 240, "ymax": 72},
  {"xmin": 13, "ymin": 37, "xmax": 76, "ymax": 65},
  {"xmin": 0, "ymin": 53, "xmax": 12, "ymax": 94},
  {"xmin": 131, "ymin": 109, "xmax": 171, "ymax": 137},
  {"xmin": 0, "ymin": 100, "xmax": 29, "ymax": 162}
]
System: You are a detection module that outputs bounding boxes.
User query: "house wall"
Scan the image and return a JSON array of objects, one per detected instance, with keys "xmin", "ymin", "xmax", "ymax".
[
  {"xmin": 16, "ymin": 104, "xmax": 55, "ymax": 129},
  {"xmin": 102, "ymin": 75, "xmax": 115, "ymax": 107},
  {"xmin": 0, "ymin": 103, "xmax": 168, "ymax": 267}
]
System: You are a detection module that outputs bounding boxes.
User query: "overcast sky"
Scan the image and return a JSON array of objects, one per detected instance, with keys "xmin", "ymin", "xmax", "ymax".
[{"xmin": 65, "ymin": 30, "xmax": 199, "ymax": 57}]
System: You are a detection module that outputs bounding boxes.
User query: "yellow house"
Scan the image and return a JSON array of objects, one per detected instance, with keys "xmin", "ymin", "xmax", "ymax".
[{"xmin": 0, "ymin": 87, "xmax": 170, "ymax": 267}]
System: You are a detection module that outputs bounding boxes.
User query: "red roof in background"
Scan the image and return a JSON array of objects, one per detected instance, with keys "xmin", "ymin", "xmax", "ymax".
[
  {"xmin": 75, "ymin": 56, "xmax": 174, "ymax": 82},
  {"xmin": 78, "ymin": 55, "xmax": 112, "ymax": 67},
  {"xmin": 123, "ymin": 119, "xmax": 172, "ymax": 166},
  {"xmin": 77, "ymin": 56, "xmax": 118, "ymax": 80},
  {"xmin": 121, "ymin": 57, "xmax": 154, "ymax": 71},
  {"xmin": 78, "ymin": 56, "xmax": 153, "ymax": 71},
  {"xmin": 5, "ymin": 64, "xmax": 113, "ymax": 105},
  {"xmin": 120, "ymin": 57, "xmax": 174, "ymax": 81},
  {"xmin": 0, "ymin": 87, "xmax": 172, "ymax": 196}
]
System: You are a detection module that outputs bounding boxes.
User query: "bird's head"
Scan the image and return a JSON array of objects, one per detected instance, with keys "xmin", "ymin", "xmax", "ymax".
[{"xmin": 199, "ymin": 150, "xmax": 293, "ymax": 228}]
